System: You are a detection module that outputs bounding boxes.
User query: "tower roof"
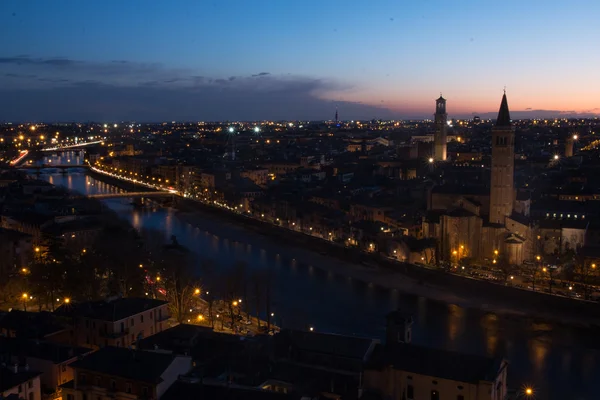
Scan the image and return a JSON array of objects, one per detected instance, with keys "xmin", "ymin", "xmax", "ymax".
[
  {"xmin": 437, "ymin": 94, "xmax": 445, "ymax": 102},
  {"xmin": 495, "ymin": 92, "xmax": 511, "ymax": 127}
]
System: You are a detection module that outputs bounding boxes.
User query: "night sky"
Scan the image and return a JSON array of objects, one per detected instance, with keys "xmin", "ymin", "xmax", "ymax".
[{"xmin": 1, "ymin": 0, "xmax": 599, "ymax": 122}]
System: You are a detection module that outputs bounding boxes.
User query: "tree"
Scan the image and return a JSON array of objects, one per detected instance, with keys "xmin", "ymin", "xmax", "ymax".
[
  {"xmin": 89, "ymin": 221, "xmax": 147, "ymax": 298},
  {"xmin": 153, "ymin": 236, "xmax": 201, "ymax": 324},
  {"xmin": 494, "ymin": 257, "xmax": 516, "ymax": 284},
  {"xmin": 573, "ymin": 256, "xmax": 598, "ymax": 299}
]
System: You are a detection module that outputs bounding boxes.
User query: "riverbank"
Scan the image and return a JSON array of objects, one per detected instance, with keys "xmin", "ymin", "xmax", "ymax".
[
  {"xmin": 174, "ymin": 197, "xmax": 600, "ymax": 327},
  {"xmin": 87, "ymin": 172, "xmax": 600, "ymax": 327}
]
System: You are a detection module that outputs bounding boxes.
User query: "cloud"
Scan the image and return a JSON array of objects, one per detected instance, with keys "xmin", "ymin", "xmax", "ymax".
[
  {"xmin": 0, "ymin": 65, "xmax": 397, "ymax": 122},
  {"xmin": 0, "ymin": 56, "xmax": 78, "ymax": 67},
  {"xmin": 252, "ymin": 72, "xmax": 270, "ymax": 77}
]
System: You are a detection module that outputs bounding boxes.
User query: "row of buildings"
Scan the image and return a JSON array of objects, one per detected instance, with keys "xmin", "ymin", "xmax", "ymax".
[
  {"xmin": 92, "ymin": 94, "xmax": 600, "ymax": 269},
  {"xmin": 0, "ymin": 297, "xmax": 509, "ymax": 400}
]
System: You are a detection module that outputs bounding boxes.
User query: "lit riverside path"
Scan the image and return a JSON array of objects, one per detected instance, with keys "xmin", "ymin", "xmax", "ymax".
[{"xmin": 33, "ymin": 150, "xmax": 600, "ymax": 400}]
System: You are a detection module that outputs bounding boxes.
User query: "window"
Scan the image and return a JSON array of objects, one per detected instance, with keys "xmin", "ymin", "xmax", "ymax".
[
  {"xmin": 82, "ymin": 395, "xmax": 87, "ymax": 400},
  {"xmin": 85, "ymin": 319, "xmax": 89, "ymax": 328},
  {"xmin": 142, "ymin": 314, "xmax": 145, "ymax": 322},
  {"xmin": 67, "ymin": 395, "xmax": 74, "ymax": 400},
  {"xmin": 126, "ymin": 382, "xmax": 132, "ymax": 393},
  {"xmin": 28, "ymin": 380, "xmax": 33, "ymax": 388},
  {"xmin": 80, "ymin": 373, "xmax": 87, "ymax": 384},
  {"xmin": 407, "ymin": 384, "xmax": 414, "ymax": 399},
  {"xmin": 431, "ymin": 390, "xmax": 440, "ymax": 400},
  {"xmin": 95, "ymin": 376, "xmax": 101, "ymax": 386},
  {"xmin": 29, "ymin": 393, "xmax": 34, "ymax": 400},
  {"xmin": 457, "ymin": 395, "xmax": 465, "ymax": 400},
  {"xmin": 131, "ymin": 318, "xmax": 134, "ymax": 326},
  {"xmin": 111, "ymin": 379, "xmax": 116, "ymax": 390},
  {"xmin": 120, "ymin": 322, "xmax": 125, "ymax": 332},
  {"xmin": 142, "ymin": 386, "xmax": 149, "ymax": 397},
  {"xmin": 62, "ymin": 364, "xmax": 66, "ymax": 372}
]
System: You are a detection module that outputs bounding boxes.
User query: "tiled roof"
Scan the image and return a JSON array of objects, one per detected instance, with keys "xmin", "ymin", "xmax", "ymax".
[
  {"xmin": 0, "ymin": 337, "xmax": 91, "ymax": 363},
  {"xmin": 54, "ymin": 297, "xmax": 167, "ymax": 322},
  {"xmin": 367, "ymin": 343, "xmax": 501, "ymax": 384},
  {"xmin": 70, "ymin": 346, "xmax": 178, "ymax": 384},
  {"xmin": 0, "ymin": 367, "xmax": 42, "ymax": 393}
]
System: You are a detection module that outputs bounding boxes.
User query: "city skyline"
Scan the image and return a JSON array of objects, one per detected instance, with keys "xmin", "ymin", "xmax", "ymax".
[{"xmin": 1, "ymin": 0, "xmax": 600, "ymax": 121}]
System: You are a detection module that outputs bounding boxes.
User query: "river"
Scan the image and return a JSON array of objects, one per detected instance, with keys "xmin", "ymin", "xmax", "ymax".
[{"xmin": 33, "ymin": 151, "xmax": 600, "ymax": 399}]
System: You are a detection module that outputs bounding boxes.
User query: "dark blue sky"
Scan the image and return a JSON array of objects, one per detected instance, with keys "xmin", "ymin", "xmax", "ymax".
[{"xmin": 1, "ymin": 0, "xmax": 599, "ymax": 121}]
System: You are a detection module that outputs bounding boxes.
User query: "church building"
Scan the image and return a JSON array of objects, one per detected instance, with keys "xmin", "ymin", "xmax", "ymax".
[{"xmin": 423, "ymin": 93, "xmax": 533, "ymax": 266}]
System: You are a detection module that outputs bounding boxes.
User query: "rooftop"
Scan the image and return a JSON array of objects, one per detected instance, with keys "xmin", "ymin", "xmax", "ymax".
[
  {"xmin": 54, "ymin": 297, "xmax": 167, "ymax": 322},
  {"xmin": 495, "ymin": 93, "xmax": 512, "ymax": 127},
  {"xmin": 276, "ymin": 329, "xmax": 378, "ymax": 362},
  {"xmin": 0, "ymin": 337, "xmax": 91, "ymax": 363},
  {"xmin": 0, "ymin": 310, "xmax": 68, "ymax": 339},
  {"xmin": 162, "ymin": 381, "xmax": 298, "ymax": 400},
  {"xmin": 70, "ymin": 346, "xmax": 180, "ymax": 384},
  {"xmin": 367, "ymin": 342, "xmax": 502, "ymax": 384},
  {"xmin": 0, "ymin": 366, "xmax": 42, "ymax": 393}
]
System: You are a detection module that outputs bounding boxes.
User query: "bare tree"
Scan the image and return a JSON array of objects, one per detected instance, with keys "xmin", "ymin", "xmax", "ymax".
[
  {"xmin": 573, "ymin": 256, "xmax": 598, "ymax": 299},
  {"xmin": 495, "ymin": 257, "xmax": 517, "ymax": 284},
  {"xmin": 154, "ymin": 236, "xmax": 201, "ymax": 324}
]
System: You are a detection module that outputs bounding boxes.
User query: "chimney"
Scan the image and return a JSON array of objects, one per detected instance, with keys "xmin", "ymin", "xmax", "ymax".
[
  {"xmin": 24, "ymin": 364, "xmax": 29, "ymax": 371},
  {"xmin": 13, "ymin": 363, "xmax": 18, "ymax": 373}
]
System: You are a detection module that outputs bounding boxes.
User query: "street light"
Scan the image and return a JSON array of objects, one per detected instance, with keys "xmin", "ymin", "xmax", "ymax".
[
  {"xmin": 194, "ymin": 288, "xmax": 200, "ymax": 295},
  {"xmin": 64, "ymin": 298, "xmax": 70, "ymax": 304},
  {"xmin": 524, "ymin": 387, "xmax": 533, "ymax": 397}
]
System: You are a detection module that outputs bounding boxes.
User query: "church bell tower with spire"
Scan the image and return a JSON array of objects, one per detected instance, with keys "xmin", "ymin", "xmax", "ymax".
[
  {"xmin": 489, "ymin": 91, "xmax": 515, "ymax": 224},
  {"xmin": 434, "ymin": 95, "xmax": 447, "ymax": 161}
]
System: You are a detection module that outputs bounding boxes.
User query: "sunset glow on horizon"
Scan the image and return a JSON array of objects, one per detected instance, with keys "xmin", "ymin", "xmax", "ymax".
[{"xmin": 1, "ymin": 0, "xmax": 599, "ymax": 121}]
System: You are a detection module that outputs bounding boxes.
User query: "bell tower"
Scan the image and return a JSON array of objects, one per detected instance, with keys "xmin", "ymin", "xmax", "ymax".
[
  {"xmin": 489, "ymin": 91, "xmax": 515, "ymax": 224},
  {"xmin": 434, "ymin": 95, "xmax": 448, "ymax": 161}
]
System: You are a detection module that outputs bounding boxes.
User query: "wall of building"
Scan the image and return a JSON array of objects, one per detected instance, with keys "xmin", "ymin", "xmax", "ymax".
[
  {"xmin": 364, "ymin": 366, "xmax": 493, "ymax": 400},
  {"xmin": 73, "ymin": 304, "xmax": 169, "ymax": 349},
  {"xmin": 1, "ymin": 374, "xmax": 41, "ymax": 400},
  {"xmin": 156, "ymin": 355, "xmax": 192, "ymax": 398}
]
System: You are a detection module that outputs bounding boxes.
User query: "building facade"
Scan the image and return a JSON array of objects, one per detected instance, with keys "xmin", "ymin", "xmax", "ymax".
[
  {"xmin": 433, "ymin": 95, "xmax": 448, "ymax": 161},
  {"xmin": 489, "ymin": 93, "xmax": 515, "ymax": 225},
  {"xmin": 54, "ymin": 298, "xmax": 170, "ymax": 350}
]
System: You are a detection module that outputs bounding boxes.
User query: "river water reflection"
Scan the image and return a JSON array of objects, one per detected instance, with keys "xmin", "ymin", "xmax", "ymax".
[{"xmin": 36, "ymin": 152, "xmax": 600, "ymax": 399}]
